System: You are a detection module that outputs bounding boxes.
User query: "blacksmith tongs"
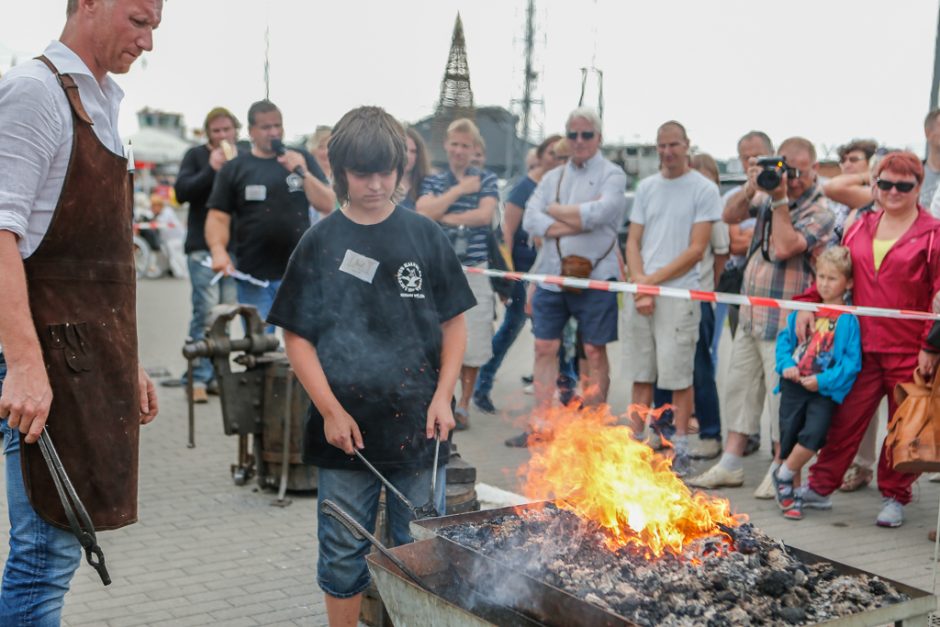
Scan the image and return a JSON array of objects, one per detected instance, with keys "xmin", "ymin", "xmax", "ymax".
[{"xmin": 37, "ymin": 430, "xmax": 111, "ymax": 585}]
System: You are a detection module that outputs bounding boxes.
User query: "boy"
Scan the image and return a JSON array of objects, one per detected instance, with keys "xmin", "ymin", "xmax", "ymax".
[
  {"xmin": 416, "ymin": 118, "xmax": 499, "ymax": 430},
  {"xmin": 773, "ymin": 246, "xmax": 861, "ymax": 520},
  {"xmin": 266, "ymin": 107, "xmax": 475, "ymax": 627}
]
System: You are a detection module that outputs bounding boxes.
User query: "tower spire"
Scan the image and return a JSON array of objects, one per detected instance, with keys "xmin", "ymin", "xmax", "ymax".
[{"xmin": 433, "ymin": 14, "xmax": 476, "ymax": 147}]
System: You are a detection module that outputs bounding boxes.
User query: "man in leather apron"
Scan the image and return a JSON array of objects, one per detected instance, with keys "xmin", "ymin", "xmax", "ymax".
[{"xmin": 0, "ymin": 1, "xmax": 163, "ymax": 623}]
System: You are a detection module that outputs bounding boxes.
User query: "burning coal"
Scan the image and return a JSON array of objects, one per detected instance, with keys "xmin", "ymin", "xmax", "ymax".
[{"xmin": 520, "ymin": 403, "xmax": 741, "ymax": 558}]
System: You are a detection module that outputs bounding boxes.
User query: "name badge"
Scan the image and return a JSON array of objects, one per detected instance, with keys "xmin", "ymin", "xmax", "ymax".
[
  {"xmin": 245, "ymin": 185, "xmax": 266, "ymax": 201},
  {"xmin": 339, "ymin": 250, "xmax": 379, "ymax": 284}
]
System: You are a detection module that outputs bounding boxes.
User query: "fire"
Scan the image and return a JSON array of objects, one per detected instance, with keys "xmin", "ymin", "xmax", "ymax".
[{"xmin": 520, "ymin": 403, "xmax": 743, "ymax": 559}]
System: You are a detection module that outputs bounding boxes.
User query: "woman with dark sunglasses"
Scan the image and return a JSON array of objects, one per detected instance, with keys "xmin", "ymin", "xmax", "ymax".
[{"xmin": 793, "ymin": 151, "xmax": 940, "ymax": 529}]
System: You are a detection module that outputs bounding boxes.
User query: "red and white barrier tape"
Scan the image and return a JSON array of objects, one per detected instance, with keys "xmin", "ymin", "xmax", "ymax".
[{"xmin": 464, "ymin": 266, "xmax": 940, "ymax": 322}]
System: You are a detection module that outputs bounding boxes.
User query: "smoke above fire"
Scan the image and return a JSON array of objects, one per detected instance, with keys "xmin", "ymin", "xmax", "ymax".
[{"xmin": 520, "ymin": 403, "xmax": 744, "ymax": 558}]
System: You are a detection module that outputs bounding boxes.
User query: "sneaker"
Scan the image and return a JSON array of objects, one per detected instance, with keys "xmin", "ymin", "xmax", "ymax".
[
  {"xmin": 839, "ymin": 463, "xmax": 873, "ymax": 492},
  {"xmin": 753, "ymin": 465, "xmax": 776, "ymax": 499},
  {"xmin": 191, "ymin": 386, "xmax": 209, "ymax": 404},
  {"xmin": 743, "ymin": 433, "xmax": 761, "ymax": 457},
  {"xmin": 686, "ymin": 463, "xmax": 744, "ymax": 489},
  {"xmin": 929, "ymin": 473, "xmax": 940, "ymax": 483},
  {"xmin": 772, "ymin": 471, "xmax": 795, "ymax": 510},
  {"xmin": 782, "ymin": 497, "xmax": 804, "ymax": 521},
  {"xmin": 505, "ymin": 431, "xmax": 531, "ymax": 448},
  {"xmin": 472, "ymin": 392, "xmax": 496, "ymax": 414},
  {"xmin": 454, "ymin": 408, "xmax": 470, "ymax": 431},
  {"xmin": 671, "ymin": 451, "xmax": 692, "ymax": 477},
  {"xmin": 206, "ymin": 378, "xmax": 221, "ymax": 396},
  {"xmin": 801, "ymin": 486, "xmax": 833, "ymax": 510},
  {"xmin": 876, "ymin": 498, "xmax": 904, "ymax": 528},
  {"xmin": 523, "ymin": 383, "xmax": 534, "ymax": 395},
  {"xmin": 646, "ymin": 430, "xmax": 664, "ymax": 451},
  {"xmin": 689, "ymin": 438, "xmax": 721, "ymax": 460}
]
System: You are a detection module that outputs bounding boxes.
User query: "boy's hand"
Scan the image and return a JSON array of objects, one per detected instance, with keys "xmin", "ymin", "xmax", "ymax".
[
  {"xmin": 324, "ymin": 410, "xmax": 363, "ymax": 455},
  {"xmin": 782, "ymin": 366, "xmax": 800, "ymax": 382},
  {"xmin": 426, "ymin": 396, "xmax": 456, "ymax": 441},
  {"xmin": 800, "ymin": 375, "xmax": 819, "ymax": 392}
]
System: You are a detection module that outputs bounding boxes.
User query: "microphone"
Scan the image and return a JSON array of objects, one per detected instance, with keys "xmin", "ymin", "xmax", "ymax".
[{"xmin": 270, "ymin": 139, "xmax": 307, "ymax": 179}]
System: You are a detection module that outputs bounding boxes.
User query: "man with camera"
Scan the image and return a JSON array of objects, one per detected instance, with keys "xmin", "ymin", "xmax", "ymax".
[
  {"xmin": 624, "ymin": 121, "xmax": 722, "ymax": 475},
  {"xmin": 509, "ymin": 107, "xmax": 626, "ymax": 447},
  {"xmin": 689, "ymin": 137, "xmax": 835, "ymax": 494}
]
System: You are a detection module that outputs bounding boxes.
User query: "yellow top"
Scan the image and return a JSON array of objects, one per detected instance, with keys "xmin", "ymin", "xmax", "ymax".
[{"xmin": 872, "ymin": 238, "xmax": 898, "ymax": 271}]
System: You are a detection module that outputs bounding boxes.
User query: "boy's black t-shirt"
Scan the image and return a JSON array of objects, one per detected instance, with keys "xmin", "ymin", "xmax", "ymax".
[
  {"xmin": 207, "ymin": 151, "xmax": 328, "ymax": 280},
  {"xmin": 266, "ymin": 206, "xmax": 477, "ymax": 470}
]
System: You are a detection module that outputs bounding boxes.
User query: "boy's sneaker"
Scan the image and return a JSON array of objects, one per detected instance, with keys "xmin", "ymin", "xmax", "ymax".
[
  {"xmin": 800, "ymin": 486, "xmax": 833, "ymax": 510},
  {"xmin": 876, "ymin": 498, "xmax": 904, "ymax": 528},
  {"xmin": 782, "ymin": 497, "xmax": 804, "ymax": 521},
  {"xmin": 772, "ymin": 471, "xmax": 795, "ymax": 510},
  {"xmin": 472, "ymin": 392, "xmax": 496, "ymax": 414},
  {"xmin": 686, "ymin": 463, "xmax": 744, "ymax": 489}
]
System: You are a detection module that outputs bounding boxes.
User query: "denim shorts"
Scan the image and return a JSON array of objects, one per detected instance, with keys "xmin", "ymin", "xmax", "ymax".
[
  {"xmin": 316, "ymin": 463, "xmax": 445, "ymax": 598},
  {"xmin": 531, "ymin": 285, "xmax": 618, "ymax": 345}
]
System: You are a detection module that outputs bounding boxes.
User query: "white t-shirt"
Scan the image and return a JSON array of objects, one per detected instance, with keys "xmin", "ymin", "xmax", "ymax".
[{"xmin": 631, "ymin": 170, "xmax": 723, "ymax": 289}]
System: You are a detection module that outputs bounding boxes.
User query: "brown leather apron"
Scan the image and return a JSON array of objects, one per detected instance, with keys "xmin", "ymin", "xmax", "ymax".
[{"xmin": 20, "ymin": 56, "xmax": 139, "ymax": 531}]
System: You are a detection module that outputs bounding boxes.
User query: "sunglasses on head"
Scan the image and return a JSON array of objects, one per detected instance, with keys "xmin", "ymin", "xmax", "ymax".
[
  {"xmin": 567, "ymin": 131, "xmax": 595, "ymax": 141},
  {"xmin": 875, "ymin": 178, "xmax": 916, "ymax": 193}
]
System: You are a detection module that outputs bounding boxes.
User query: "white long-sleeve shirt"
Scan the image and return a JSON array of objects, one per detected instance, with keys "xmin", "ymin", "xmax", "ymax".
[
  {"xmin": 523, "ymin": 151, "xmax": 627, "ymax": 291},
  {"xmin": 0, "ymin": 40, "xmax": 125, "ymax": 259}
]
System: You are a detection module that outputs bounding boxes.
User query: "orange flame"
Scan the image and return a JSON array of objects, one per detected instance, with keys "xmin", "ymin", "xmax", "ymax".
[{"xmin": 521, "ymin": 403, "xmax": 743, "ymax": 559}]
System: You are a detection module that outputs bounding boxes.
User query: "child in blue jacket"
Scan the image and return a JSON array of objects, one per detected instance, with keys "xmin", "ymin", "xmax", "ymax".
[{"xmin": 773, "ymin": 246, "xmax": 862, "ymax": 520}]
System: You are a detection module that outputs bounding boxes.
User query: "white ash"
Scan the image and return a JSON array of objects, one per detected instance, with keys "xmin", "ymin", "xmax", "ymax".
[{"xmin": 437, "ymin": 506, "xmax": 907, "ymax": 626}]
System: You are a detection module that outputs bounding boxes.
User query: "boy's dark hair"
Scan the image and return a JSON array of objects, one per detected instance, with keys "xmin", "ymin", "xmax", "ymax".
[
  {"xmin": 328, "ymin": 107, "xmax": 407, "ymax": 204},
  {"xmin": 247, "ymin": 100, "xmax": 279, "ymax": 127}
]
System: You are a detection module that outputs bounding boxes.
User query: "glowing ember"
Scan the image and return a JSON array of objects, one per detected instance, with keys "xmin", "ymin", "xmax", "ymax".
[{"xmin": 521, "ymin": 403, "xmax": 744, "ymax": 558}]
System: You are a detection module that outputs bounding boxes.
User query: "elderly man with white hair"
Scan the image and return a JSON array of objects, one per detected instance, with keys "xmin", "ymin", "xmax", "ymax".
[{"xmin": 508, "ymin": 107, "xmax": 627, "ymax": 447}]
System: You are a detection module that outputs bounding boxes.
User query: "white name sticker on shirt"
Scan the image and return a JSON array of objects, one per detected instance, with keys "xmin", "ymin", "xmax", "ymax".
[
  {"xmin": 245, "ymin": 185, "xmax": 267, "ymax": 202},
  {"xmin": 339, "ymin": 250, "xmax": 380, "ymax": 284}
]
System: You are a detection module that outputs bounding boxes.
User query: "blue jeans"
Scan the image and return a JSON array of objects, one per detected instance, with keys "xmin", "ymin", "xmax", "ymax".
[
  {"xmin": 0, "ymin": 357, "xmax": 82, "ymax": 626},
  {"xmin": 185, "ymin": 251, "xmax": 237, "ymax": 385},
  {"xmin": 475, "ymin": 281, "xmax": 528, "ymax": 397},
  {"xmin": 316, "ymin": 464, "xmax": 446, "ymax": 598},
  {"xmin": 653, "ymin": 302, "xmax": 721, "ymax": 441},
  {"xmin": 236, "ymin": 279, "xmax": 282, "ymax": 335}
]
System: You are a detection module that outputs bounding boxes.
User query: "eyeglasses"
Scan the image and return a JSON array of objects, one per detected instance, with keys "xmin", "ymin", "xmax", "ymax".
[
  {"xmin": 785, "ymin": 167, "xmax": 801, "ymax": 179},
  {"xmin": 875, "ymin": 178, "xmax": 916, "ymax": 193},
  {"xmin": 566, "ymin": 131, "xmax": 595, "ymax": 141},
  {"xmin": 841, "ymin": 155, "xmax": 866, "ymax": 164}
]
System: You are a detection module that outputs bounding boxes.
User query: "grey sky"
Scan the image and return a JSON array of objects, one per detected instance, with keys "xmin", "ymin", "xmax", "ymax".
[{"xmin": 1, "ymin": 0, "xmax": 938, "ymax": 161}]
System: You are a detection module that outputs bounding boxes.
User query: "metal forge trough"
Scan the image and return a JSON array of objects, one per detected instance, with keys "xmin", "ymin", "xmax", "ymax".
[{"xmin": 364, "ymin": 503, "xmax": 936, "ymax": 627}]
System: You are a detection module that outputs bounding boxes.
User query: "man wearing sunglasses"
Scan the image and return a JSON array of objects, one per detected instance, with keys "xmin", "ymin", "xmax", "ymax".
[
  {"xmin": 512, "ymin": 107, "xmax": 627, "ymax": 447},
  {"xmin": 690, "ymin": 137, "xmax": 836, "ymax": 495}
]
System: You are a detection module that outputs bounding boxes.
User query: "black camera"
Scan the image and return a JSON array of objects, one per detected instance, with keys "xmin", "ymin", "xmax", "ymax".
[{"xmin": 756, "ymin": 156, "xmax": 787, "ymax": 191}]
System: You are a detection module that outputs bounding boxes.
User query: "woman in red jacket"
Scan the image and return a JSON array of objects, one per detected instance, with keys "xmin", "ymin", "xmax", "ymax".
[{"xmin": 797, "ymin": 152, "xmax": 940, "ymax": 528}]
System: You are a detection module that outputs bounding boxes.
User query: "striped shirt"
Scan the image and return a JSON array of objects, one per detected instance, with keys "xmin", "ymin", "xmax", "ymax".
[
  {"xmin": 740, "ymin": 185, "xmax": 835, "ymax": 341},
  {"xmin": 418, "ymin": 166, "xmax": 499, "ymax": 265}
]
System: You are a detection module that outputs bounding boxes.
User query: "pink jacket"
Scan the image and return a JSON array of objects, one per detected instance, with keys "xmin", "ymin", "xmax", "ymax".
[{"xmin": 843, "ymin": 208, "xmax": 940, "ymax": 354}]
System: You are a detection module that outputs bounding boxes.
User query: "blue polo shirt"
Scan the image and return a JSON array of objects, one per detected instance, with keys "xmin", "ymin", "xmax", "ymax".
[{"xmin": 419, "ymin": 166, "xmax": 499, "ymax": 265}]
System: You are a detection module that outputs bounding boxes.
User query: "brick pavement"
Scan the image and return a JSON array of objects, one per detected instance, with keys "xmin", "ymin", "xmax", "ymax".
[{"xmin": 0, "ymin": 277, "xmax": 936, "ymax": 625}]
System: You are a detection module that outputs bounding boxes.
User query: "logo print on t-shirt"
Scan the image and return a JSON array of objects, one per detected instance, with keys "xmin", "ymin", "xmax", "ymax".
[
  {"xmin": 397, "ymin": 262, "xmax": 424, "ymax": 299},
  {"xmin": 286, "ymin": 172, "xmax": 304, "ymax": 193}
]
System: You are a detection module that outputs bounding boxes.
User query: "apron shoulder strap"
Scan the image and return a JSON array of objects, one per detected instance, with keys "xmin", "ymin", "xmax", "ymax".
[{"xmin": 34, "ymin": 55, "xmax": 94, "ymax": 126}]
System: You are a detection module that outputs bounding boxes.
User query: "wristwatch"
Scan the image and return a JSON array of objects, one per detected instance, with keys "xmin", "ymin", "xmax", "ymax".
[{"xmin": 770, "ymin": 198, "xmax": 790, "ymax": 210}]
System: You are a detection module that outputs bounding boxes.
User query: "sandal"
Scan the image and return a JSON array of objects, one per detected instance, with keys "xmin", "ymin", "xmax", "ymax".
[
  {"xmin": 782, "ymin": 497, "xmax": 804, "ymax": 521},
  {"xmin": 772, "ymin": 470, "xmax": 796, "ymax": 510},
  {"xmin": 454, "ymin": 407, "xmax": 470, "ymax": 431},
  {"xmin": 839, "ymin": 463, "xmax": 873, "ymax": 492}
]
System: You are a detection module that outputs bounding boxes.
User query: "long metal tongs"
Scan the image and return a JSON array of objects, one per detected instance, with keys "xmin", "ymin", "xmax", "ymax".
[
  {"xmin": 353, "ymin": 434, "xmax": 441, "ymax": 520},
  {"xmin": 37, "ymin": 430, "xmax": 111, "ymax": 585}
]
